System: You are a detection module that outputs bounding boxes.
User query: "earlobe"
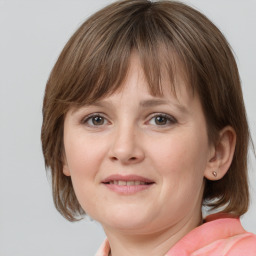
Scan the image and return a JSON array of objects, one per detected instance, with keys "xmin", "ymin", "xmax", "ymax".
[
  {"xmin": 204, "ymin": 126, "xmax": 236, "ymax": 181},
  {"xmin": 62, "ymin": 155, "xmax": 71, "ymax": 176},
  {"xmin": 63, "ymin": 164, "xmax": 71, "ymax": 176},
  {"xmin": 62, "ymin": 153, "xmax": 70, "ymax": 176}
]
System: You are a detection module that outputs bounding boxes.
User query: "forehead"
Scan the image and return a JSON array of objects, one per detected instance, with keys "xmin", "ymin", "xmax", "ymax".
[{"xmin": 106, "ymin": 52, "xmax": 194, "ymax": 106}]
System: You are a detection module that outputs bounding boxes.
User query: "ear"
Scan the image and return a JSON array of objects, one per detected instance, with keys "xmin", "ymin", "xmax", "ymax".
[
  {"xmin": 63, "ymin": 164, "xmax": 71, "ymax": 176},
  {"xmin": 62, "ymin": 155, "xmax": 71, "ymax": 176},
  {"xmin": 204, "ymin": 126, "xmax": 236, "ymax": 181}
]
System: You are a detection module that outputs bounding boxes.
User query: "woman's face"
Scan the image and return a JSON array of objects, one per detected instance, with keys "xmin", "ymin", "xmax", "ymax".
[{"xmin": 63, "ymin": 55, "xmax": 214, "ymax": 235}]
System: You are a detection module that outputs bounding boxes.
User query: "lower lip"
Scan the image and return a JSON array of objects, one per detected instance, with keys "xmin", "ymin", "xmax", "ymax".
[{"xmin": 103, "ymin": 183, "xmax": 154, "ymax": 195}]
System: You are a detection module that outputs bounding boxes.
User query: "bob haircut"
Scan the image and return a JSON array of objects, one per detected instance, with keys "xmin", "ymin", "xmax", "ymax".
[{"xmin": 41, "ymin": 0, "xmax": 251, "ymax": 221}]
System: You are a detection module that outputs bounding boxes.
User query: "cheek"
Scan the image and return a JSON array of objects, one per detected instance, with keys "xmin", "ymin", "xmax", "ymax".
[
  {"xmin": 63, "ymin": 135, "xmax": 102, "ymax": 214},
  {"xmin": 149, "ymin": 131, "xmax": 208, "ymax": 176},
  {"xmin": 148, "ymin": 130, "xmax": 209, "ymax": 207},
  {"xmin": 63, "ymin": 131, "xmax": 112, "ymax": 211},
  {"xmin": 64, "ymin": 133, "xmax": 105, "ymax": 176},
  {"xmin": 150, "ymin": 133, "xmax": 208, "ymax": 212}
]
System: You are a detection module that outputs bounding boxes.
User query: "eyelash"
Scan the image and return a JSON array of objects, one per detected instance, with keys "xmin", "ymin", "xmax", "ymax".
[
  {"xmin": 81, "ymin": 113, "xmax": 177, "ymax": 127},
  {"xmin": 147, "ymin": 113, "xmax": 177, "ymax": 126},
  {"xmin": 81, "ymin": 113, "xmax": 109, "ymax": 127}
]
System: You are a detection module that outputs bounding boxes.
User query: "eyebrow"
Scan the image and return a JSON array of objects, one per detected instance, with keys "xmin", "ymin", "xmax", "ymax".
[
  {"xmin": 70, "ymin": 101, "xmax": 109, "ymax": 114},
  {"xmin": 139, "ymin": 99, "xmax": 188, "ymax": 113},
  {"xmin": 72, "ymin": 98, "xmax": 188, "ymax": 114}
]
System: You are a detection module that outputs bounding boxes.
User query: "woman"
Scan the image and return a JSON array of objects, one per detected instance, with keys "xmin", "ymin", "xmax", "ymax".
[{"xmin": 41, "ymin": 0, "xmax": 256, "ymax": 255}]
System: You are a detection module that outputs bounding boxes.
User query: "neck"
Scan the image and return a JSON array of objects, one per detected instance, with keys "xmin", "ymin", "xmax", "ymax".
[{"xmin": 103, "ymin": 211, "xmax": 203, "ymax": 256}]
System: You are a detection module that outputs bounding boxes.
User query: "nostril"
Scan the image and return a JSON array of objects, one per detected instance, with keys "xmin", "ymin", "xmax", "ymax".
[
  {"xmin": 110, "ymin": 156, "xmax": 118, "ymax": 161},
  {"xmin": 110, "ymin": 156, "xmax": 138, "ymax": 162}
]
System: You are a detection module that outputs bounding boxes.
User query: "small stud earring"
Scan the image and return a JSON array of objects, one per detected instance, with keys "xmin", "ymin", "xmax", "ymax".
[{"xmin": 212, "ymin": 171, "xmax": 217, "ymax": 177}]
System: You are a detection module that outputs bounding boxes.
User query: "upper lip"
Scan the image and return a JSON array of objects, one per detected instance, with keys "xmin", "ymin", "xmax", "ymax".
[{"xmin": 102, "ymin": 174, "xmax": 155, "ymax": 184}]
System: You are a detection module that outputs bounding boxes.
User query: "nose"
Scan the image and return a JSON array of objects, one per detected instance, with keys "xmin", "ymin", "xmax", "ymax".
[{"xmin": 109, "ymin": 125, "xmax": 145, "ymax": 165}]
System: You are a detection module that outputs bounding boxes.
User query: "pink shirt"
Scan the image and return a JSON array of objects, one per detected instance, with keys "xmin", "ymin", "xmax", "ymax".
[{"xmin": 95, "ymin": 213, "xmax": 256, "ymax": 256}]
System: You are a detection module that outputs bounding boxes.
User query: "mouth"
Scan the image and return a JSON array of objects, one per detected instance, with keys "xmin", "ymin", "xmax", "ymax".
[
  {"xmin": 104, "ymin": 180, "xmax": 153, "ymax": 186},
  {"xmin": 101, "ymin": 174, "xmax": 155, "ymax": 194}
]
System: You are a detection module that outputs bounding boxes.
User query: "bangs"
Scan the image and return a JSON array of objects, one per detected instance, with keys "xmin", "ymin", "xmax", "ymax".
[{"xmin": 53, "ymin": 1, "xmax": 192, "ymax": 109}]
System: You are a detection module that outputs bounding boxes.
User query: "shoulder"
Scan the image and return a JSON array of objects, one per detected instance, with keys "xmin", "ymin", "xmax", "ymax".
[
  {"xmin": 226, "ymin": 232, "xmax": 256, "ymax": 256},
  {"xmin": 166, "ymin": 213, "xmax": 256, "ymax": 256},
  {"xmin": 204, "ymin": 214, "xmax": 256, "ymax": 255}
]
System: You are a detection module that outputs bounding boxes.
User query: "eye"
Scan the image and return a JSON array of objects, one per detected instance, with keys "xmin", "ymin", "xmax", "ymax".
[
  {"xmin": 148, "ymin": 113, "xmax": 177, "ymax": 126},
  {"xmin": 82, "ymin": 114, "xmax": 108, "ymax": 127}
]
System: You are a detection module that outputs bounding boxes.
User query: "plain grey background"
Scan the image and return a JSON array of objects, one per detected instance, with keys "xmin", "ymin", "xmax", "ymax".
[{"xmin": 0, "ymin": 0, "xmax": 255, "ymax": 255}]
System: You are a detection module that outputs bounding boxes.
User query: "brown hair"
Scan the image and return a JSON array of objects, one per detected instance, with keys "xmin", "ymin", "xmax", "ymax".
[{"xmin": 41, "ymin": 0, "xmax": 251, "ymax": 221}]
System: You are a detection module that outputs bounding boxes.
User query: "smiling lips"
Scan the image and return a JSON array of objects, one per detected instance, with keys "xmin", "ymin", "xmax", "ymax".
[
  {"xmin": 102, "ymin": 175, "xmax": 155, "ymax": 194},
  {"xmin": 108, "ymin": 180, "xmax": 149, "ymax": 185}
]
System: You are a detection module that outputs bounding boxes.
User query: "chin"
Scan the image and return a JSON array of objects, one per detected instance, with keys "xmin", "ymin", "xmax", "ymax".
[{"xmin": 93, "ymin": 207, "xmax": 153, "ymax": 231}]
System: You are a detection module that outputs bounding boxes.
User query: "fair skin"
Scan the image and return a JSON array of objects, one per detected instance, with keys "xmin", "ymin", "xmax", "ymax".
[{"xmin": 63, "ymin": 55, "xmax": 236, "ymax": 256}]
